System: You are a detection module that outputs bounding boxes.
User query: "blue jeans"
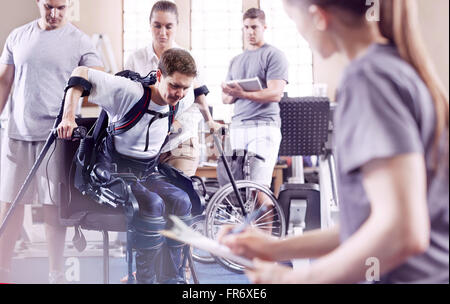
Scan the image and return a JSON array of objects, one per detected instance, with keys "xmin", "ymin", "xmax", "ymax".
[{"xmin": 130, "ymin": 174, "xmax": 191, "ymax": 218}]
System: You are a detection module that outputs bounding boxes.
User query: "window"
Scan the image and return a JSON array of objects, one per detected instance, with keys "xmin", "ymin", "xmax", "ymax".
[
  {"xmin": 190, "ymin": 0, "xmax": 243, "ymax": 122},
  {"xmin": 123, "ymin": 0, "xmax": 159, "ymax": 66},
  {"xmin": 260, "ymin": 0, "xmax": 314, "ymax": 96}
]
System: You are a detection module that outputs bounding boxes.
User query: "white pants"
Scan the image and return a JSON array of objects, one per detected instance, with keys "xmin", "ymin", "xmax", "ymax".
[{"xmin": 230, "ymin": 122, "xmax": 281, "ymax": 187}]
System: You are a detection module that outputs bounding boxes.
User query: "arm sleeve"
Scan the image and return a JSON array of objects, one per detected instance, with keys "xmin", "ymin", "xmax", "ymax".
[
  {"xmin": 335, "ymin": 69, "xmax": 423, "ymax": 174},
  {"xmin": 266, "ymin": 49, "xmax": 289, "ymax": 84},
  {"xmin": 87, "ymin": 69, "xmax": 144, "ymax": 119},
  {"xmin": 78, "ymin": 34, "xmax": 104, "ymax": 68},
  {"xmin": 0, "ymin": 32, "xmax": 15, "ymax": 65}
]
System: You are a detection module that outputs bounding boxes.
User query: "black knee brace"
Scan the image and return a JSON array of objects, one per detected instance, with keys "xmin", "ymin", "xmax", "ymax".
[{"xmin": 130, "ymin": 215, "xmax": 165, "ymax": 250}]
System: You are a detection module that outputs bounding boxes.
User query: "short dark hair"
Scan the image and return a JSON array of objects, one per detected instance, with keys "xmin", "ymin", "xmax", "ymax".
[
  {"xmin": 243, "ymin": 8, "xmax": 266, "ymax": 24},
  {"xmin": 158, "ymin": 48, "xmax": 197, "ymax": 78},
  {"xmin": 150, "ymin": 1, "xmax": 179, "ymax": 24}
]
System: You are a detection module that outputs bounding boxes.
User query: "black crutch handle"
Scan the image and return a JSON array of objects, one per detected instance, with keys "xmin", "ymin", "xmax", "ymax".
[{"xmin": 71, "ymin": 126, "xmax": 87, "ymax": 140}]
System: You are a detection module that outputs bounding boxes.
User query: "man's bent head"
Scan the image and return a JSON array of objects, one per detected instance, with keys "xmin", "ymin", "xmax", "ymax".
[
  {"xmin": 156, "ymin": 48, "xmax": 197, "ymax": 106},
  {"xmin": 158, "ymin": 48, "xmax": 197, "ymax": 78}
]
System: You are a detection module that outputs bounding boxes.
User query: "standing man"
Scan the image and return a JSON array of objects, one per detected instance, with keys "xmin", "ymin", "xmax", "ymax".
[
  {"xmin": 222, "ymin": 8, "xmax": 288, "ymax": 193},
  {"xmin": 0, "ymin": 0, "xmax": 103, "ymax": 283},
  {"xmin": 125, "ymin": 1, "xmax": 221, "ymax": 177}
]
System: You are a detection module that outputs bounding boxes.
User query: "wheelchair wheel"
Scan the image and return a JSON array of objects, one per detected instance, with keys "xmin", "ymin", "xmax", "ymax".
[
  {"xmin": 190, "ymin": 214, "xmax": 216, "ymax": 264},
  {"xmin": 204, "ymin": 181, "xmax": 286, "ymax": 274}
]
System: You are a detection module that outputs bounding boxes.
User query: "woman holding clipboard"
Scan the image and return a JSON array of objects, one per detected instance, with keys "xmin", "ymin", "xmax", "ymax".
[{"xmin": 220, "ymin": 0, "xmax": 449, "ymax": 284}]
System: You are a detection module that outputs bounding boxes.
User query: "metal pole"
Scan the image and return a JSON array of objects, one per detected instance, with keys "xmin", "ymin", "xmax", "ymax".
[{"xmin": 212, "ymin": 132, "xmax": 247, "ymax": 217}]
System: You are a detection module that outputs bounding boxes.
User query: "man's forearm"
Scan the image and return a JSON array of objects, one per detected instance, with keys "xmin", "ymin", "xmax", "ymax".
[
  {"xmin": 195, "ymin": 94, "xmax": 213, "ymax": 122},
  {"xmin": 63, "ymin": 66, "xmax": 89, "ymax": 120},
  {"xmin": 242, "ymin": 88, "xmax": 283, "ymax": 104}
]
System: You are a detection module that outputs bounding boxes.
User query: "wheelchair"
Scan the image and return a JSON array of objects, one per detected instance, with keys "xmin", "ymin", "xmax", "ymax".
[{"xmin": 202, "ymin": 132, "xmax": 287, "ymax": 274}]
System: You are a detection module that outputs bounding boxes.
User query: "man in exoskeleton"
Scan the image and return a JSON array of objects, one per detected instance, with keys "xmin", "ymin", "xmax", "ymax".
[{"xmin": 57, "ymin": 48, "xmax": 198, "ymax": 284}]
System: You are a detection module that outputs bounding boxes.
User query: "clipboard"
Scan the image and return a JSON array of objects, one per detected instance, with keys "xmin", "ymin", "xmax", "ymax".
[
  {"xmin": 160, "ymin": 215, "xmax": 254, "ymax": 269},
  {"xmin": 226, "ymin": 77, "xmax": 263, "ymax": 92}
]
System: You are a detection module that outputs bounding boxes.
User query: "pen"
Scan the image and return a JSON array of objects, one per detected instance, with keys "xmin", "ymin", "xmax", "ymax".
[{"xmin": 228, "ymin": 205, "xmax": 270, "ymax": 235}]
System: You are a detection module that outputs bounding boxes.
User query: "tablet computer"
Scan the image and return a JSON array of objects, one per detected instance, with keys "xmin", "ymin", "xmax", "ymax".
[{"xmin": 226, "ymin": 77, "xmax": 263, "ymax": 92}]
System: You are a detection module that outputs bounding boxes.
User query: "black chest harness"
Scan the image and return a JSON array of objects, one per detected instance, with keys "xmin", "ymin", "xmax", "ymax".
[
  {"xmin": 107, "ymin": 85, "xmax": 178, "ymax": 152},
  {"xmin": 72, "ymin": 80, "xmax": 178, "ymax": 202},
  {"xmin": 67, "ymin": 70, "xmax": 206, "ymax": 213}
]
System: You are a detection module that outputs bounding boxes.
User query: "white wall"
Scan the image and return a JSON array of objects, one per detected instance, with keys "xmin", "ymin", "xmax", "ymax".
[{"xmin": 313, "ymin": 0, "xmax": 449, "ymax": 100}]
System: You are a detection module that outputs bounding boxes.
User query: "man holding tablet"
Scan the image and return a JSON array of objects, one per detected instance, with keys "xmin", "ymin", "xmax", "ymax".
[{"xmin": 222, "ymin": 8, "xmax": 288, "ymax": 192}]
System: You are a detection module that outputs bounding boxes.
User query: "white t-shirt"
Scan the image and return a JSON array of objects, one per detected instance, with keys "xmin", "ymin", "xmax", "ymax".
[
  {"xmin": 0, "ymin": 20, "xmax": 103, "ymax": 141},
  {"xmin": 87, "ymin": 69, "xmax": 192, "ymax": 159},
  {"xmin": 125, "ymin": 44, "xmax": 203, "ymax": 153}
]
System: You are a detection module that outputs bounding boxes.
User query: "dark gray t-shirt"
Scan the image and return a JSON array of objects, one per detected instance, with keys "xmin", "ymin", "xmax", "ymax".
[
  {"xmin": 226, "ymin": 44, "xmax": 288, "ymax": 127},
  {"xmin": 335, "ymin": 43, "xmax": 449, "ymax": 284}
]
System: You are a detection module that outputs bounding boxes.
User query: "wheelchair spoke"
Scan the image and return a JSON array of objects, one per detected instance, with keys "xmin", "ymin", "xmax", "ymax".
[
  {"xmin": 253, "ymin": 220, "xmax": 278, "ymax": 229},
  {"xmin": 251, "ymin": 190, "xmax": 258, "ymax": 209},
  {"xmin": 205, "ymin": 181, "xmax": 286, "ymax": 274},
  {"xmin": 215, "ymin": 219, "xmax": 239, "ymax": 225},
  {"xmin": 252, "ymin": 222, "xmax": 282, "ymax": 236},
  {"xmin": 223, "ymin": 196, "xmax": 243, "ymax": 217},
  {"xmin": 215, "ymin": 205, "xmax": 243, "ymax": 224},
  {"xmin": 214, "ymin": 211, "xmax": 238, "ymax": 223},
  {"xmin": 244, "ymin": 189, "xmax": 258, "ymax": 212},
  {"xmin": 253, "ymin": 208, "xmax": 274, "ymax": 223}
]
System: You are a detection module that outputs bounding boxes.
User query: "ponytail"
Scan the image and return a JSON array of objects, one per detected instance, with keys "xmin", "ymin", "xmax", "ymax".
[{"xmin": 379, "ymin": 0, "xmax": 449, "ymax": 168}]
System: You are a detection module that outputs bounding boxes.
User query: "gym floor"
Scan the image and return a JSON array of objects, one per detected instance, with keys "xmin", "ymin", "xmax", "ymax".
[{"xmin": 10, "ymin": 239, "xmax": 250, "ymax": 284}]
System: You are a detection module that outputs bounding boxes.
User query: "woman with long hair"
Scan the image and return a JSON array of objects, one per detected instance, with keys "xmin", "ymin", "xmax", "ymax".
[{"xmin": 219, "ymin": 0, "xmax": 449, "ymax": 283}]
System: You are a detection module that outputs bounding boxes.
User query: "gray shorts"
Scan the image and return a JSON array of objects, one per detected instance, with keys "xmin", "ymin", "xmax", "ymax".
[{"xmin": 0, "ymin": 137, "xmax": 65, "ymax": 205}]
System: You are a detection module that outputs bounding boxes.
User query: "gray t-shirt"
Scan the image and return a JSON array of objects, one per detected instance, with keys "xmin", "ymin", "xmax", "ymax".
[
  {"xmin": 335, "ymin": 43, "xmax": 449, "ymax": 284},
  {"xmin": 0, "ymin": 20, "xmax": 103, "ymax": 141},
  {"xmin": 226, "ymin": 43, "xmax": 288, "ymax": 127}
]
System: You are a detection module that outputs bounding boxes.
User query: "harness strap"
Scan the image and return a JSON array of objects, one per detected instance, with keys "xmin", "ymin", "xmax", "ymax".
[
  {"xmin": 106, "ymin": 87, "xmax": 175, "ymax": 152},
  {"xmin": 107, "ymin": 86, "xmax": 151, "ymax": 136},
  {"xmin": 144, "ymin": 110, "xmax": 169, "ymax": 152},
  {"xmin": 168, "ymin": 104, "xmax": 178, "ymax": 130}
]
